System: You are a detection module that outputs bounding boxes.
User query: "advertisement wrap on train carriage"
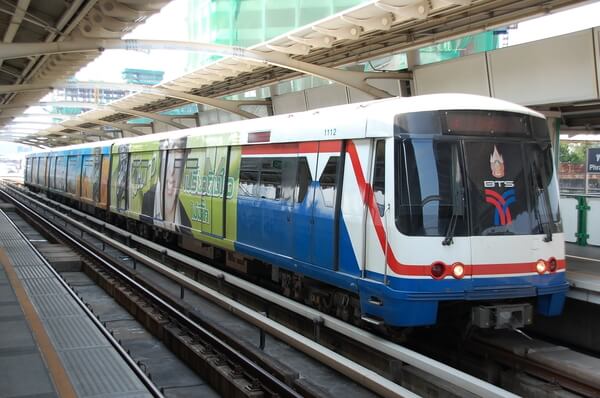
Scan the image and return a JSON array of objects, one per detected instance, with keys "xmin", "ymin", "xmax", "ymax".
[
  {"xmin": 110, "ymin": 140, "xmax": 161, "ymax": 221},
  {"xmin": 110, "ymin": 132, "xmax": 242, "ymax": 251},
  {"xmin": 81, "ymin": 146, "xmax": 111, "ymax": 206},
  {"xmin": 169, "ymin": 133, "xmax": 241, "ymax": 251}
]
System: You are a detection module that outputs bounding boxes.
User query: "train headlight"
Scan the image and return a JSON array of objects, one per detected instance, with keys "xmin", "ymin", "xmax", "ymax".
[
  {"xmin": 452, "ymin": 263, "xmax": 465, "ymax": 279},
  {"xmin": 548, "ymin": 257, "xmax": 557, "ymax": 272},
  {"xmin": 536, "ymin": 260, "xmax": 547, "ymax": 274},
  {"xmin": 430, "ymin": 262, "xmax": 446, "ymax": 279}
]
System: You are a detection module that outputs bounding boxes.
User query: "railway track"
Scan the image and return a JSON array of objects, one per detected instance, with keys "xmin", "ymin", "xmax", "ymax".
[{"xmin": 3, "ymin": 180, "xmax": 600, "ymax": 397}]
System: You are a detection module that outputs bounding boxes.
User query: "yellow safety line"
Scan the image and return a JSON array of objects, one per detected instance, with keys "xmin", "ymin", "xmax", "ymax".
[{"xmin": 0, "ymin": 248, "xmax": 77, "ymax": 398}]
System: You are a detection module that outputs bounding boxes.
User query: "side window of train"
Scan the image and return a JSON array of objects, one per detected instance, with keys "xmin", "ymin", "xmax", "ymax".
[
  {"xmin": 239, "ymin": 156, "xmax": 297, "ymax": 201},
  {"xmin": 373, "ymin": 140, "xmax": 386, "ymax": 216},
  {"xmin": 319, "ymin": 156, "xmax": 339, "ymax": 208},
  {"xmin": 295, "ymin": 157, "xmax": 312, "ymax": 203},
  {"xmin": 239, "ymin": 158, "xmax": 260, "ymax": 197},
  {"xmin": 259, "ymin": 158, "xmax": 286, "ymax": 200}
]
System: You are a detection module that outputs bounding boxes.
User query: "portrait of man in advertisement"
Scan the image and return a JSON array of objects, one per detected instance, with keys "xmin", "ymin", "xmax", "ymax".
[
  {"xmin": 163, "ymin": 137, "xmax": 191, "ymax": 230},
  {"xmin": 92, "ymin": 146, "xmax": 102, "ymax": 202},
  {"xmin": 116, "ymin": 144, "xmax": 129, "ymax": 210},
  {"xmin": 141, "ymin": 149, "xmax": 163, "ymax": 223}
]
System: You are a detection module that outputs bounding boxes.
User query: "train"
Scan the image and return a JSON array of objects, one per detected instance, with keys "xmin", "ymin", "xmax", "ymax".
[{"xmin": 24, "ymin": 94, "xmax": 569, "ymax": 329}]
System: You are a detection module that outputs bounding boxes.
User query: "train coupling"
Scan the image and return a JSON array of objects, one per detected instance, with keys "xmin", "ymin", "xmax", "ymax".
[{"xmin": 471, "ymin": 303, "xmax": 533, "ymax": 329}]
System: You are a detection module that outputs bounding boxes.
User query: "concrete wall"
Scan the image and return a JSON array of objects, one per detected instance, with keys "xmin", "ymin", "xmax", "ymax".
[{"xmin": 414, "ymin": 27, "xmax": 600, "ymax": 106}]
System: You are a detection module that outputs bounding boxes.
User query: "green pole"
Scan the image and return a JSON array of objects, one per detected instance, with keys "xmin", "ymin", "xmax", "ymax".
[{"xmin": 576, "ymin": 196, "xmax": 589, "ymax": 246}]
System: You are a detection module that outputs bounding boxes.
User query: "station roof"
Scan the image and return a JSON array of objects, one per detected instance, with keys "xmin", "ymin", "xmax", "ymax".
[
  {"xmin": 0, "ymin": 0, "xmax": 171, "ymax": 146},
  {"xmin": 0, "ymin": 0, "xmax": 592, "ymax": 147}
]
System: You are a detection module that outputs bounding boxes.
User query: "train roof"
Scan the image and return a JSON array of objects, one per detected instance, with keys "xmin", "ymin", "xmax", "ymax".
[{"xmin": 27, "ymin": 94, "xmax": 545, "ymax": 157}]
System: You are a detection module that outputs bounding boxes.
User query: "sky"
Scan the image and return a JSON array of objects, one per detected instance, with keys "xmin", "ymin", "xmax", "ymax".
[{"xmin": 75, "ymin": 0, "xmax": 195, "ymax": 83}]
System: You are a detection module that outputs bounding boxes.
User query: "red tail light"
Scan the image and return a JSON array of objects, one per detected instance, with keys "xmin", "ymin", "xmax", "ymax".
[
  {"xmin": 548, "ymin": 257, "xmax": 557, "ymax": 272},
  {"xmin": 431, "ymin": 262, "xmax": 446, "ymax": 279}
]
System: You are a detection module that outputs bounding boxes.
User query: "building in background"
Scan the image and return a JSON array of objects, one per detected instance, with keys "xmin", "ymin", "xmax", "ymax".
[{"xmin": 49, "ymin": 69, "xmax": 165, "ymax": 116}]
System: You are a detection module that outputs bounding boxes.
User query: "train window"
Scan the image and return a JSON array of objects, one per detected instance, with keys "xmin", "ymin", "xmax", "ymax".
[
  {"xmin": 295, "ymin": 158, "xmax": 311, "ymax": 203},
  {"xmin": 239, "ymin": 156, "xmax": 299, "ymax": 202},
  {"xmin": 258, "ymin": 171, "xmax": 282, "ymax": 200},
  {"xmin": 528, "ymin": 143, "xmax": 562, "ymax": 233},
  {"xmin": 319, "ymin": 156, "xmax": 339, "ymax": 208},
  {"xmin": 48, "ymin": 157, "xmax": 56, "ymax": 188},
  {"xmin": 396, "ymin": 139, "xmax": 467, "ymax": 237},
  {"xmin": 531, "ymin": 117, "xmax": 550, "ymax": 141},
  {"xmin": 25, "ymin": 158, "xmax": 31, "ymax": 182},
  {"xmin": 280, "ymin": 157, "xmax": 297, "ymax": 203},
  {"xmin": 373, "ymin": 140, "xmax": 386, "ymax": 216},
  {"xmin": 185, "ymin": 158, "xmax": 199, "ymax": 169},
  {"xmin": 66, "ymin": 156, "xmax": 80, "ymax": 194},
  {"xmin": 55, "ymin": 156, "xmax": 67, "ymax": 191},
  {"xmin": 239, "ymin": 170, "xmax": 259, "ymax": 197},
  {"xmin": 240, "ymin": 158, "xmax": 259, "ymax": 197}
]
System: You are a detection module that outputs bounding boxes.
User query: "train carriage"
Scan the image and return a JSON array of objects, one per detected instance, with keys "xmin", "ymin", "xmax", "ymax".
[{"xmin": 25, "ymin": 94, "xmax": 569, "ymax": 328}]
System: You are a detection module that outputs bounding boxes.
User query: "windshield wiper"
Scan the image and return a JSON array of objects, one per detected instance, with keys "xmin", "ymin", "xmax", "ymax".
[
  {"xmin": 442, "ymin": 186, "xmax": 464, "ymax": 246},
  {"xmin": 530, "ymin": 161, "xmax": 553, "ymax": 242},
  {"xmin": 443, "ymin": 146, "xmax": 464, "ymax": 246}
]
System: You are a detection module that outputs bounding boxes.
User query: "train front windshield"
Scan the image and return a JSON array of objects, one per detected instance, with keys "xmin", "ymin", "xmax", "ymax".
[{"xmin": 394, "ymin": 110, "xmax": 562, "ymax": 238}]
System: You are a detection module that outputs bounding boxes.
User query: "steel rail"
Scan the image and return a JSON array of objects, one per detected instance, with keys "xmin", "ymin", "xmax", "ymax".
[
  {"xmin": 3, "ymin": 182, "xmax": 518, "ymax": 398},
  {"xmin": 0, "ymin": 183, "xmax": 304, "ymax": 398},
  {"xmin": 467, "ymin": 338, "xmax": 600, "ymax": 397},
  {"xmin": 0, "ymin": 207, "xmax": 164, "ymax": 398}
]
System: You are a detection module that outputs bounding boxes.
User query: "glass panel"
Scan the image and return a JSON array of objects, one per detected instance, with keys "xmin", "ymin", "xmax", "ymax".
[
  {"xmin": 110, "ymin": 148, "xmax": 129, "ymax": 211},
  {"xmin": 164, "ymin": 148, "xmax": 189, "ymax": 227},
  {"xmin": 465, "ymin": 142, "xmax": 532, "ymax": 236},
  {"xmin": 55, "ymin": 156, "xmax": 67, "ymax": 192},
  {"xmin": 373, "ymin": 140, "xmax": 385, "ymax": 216},
  {"xmin": 66, "ymin": 156, "xmax": 79, "ymax": 194},
  {"xmin": 528, "ymin": 143, "xmax": 562, "ymax": 233},
  {"xmin": 396, "ymin": 139, "xmax": 467, "ymax": 236},
  {"xmin": 319, "ymin": 156, "xmax": 339, "ymax": 208},
  {"xmin": 295, "ymin": 157, "xmax": 312, "ymax": 203},
  {"xmin": 259, "ymin": 171, "xmax": 282, "ymax": 200}
]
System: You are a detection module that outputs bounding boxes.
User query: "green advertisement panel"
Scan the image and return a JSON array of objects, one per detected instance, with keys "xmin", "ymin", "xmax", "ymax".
[
  {"xmin": 173, "ymin": 145, "xmax": 241, "ymax": 250},
  {"xmin": 127, "ymin": 150, "xmax": 161, "ymax": 220},
  {"xmin": 110, "ymin": 144, "xmax": 129, "ymax": 213}
]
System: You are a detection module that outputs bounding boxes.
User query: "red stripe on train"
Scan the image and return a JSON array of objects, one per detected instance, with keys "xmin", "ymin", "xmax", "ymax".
[{"xmin": 242, "ymin": 140, "xmax": 342, "ymax": 155}]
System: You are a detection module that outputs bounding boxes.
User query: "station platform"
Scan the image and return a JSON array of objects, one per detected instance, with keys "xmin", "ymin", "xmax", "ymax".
[
  {"xmin": 566, "ymin": 243, "xmax": 600, "ymax": 304},
  {"xmin": 0, "ymin": 209, "xmax": 151, "ymax": 398}
]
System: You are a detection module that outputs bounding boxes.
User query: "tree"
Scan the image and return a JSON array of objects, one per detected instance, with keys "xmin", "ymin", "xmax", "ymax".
[{"xmin": 559, "ymin": 142, "xmax": 594, "ymax": 164}]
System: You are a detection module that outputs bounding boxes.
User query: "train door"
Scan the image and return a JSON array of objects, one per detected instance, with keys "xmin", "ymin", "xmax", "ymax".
[
  {"xmin": 364, "ymin": 139, "xmax": 388, "ymax": 280},
  {"xmin": 294, "ymin": 141, "xmax": 343, "ymax": 269},
  {"xmin": 208, "ymin": 146, "xmax": 229, "ymax": 238},
  {"xmin": 237, "ymin": 144, "xmax": 296, "ymax": 257},
  {"xmin": 258, "ymin": 154, "xmax": 297, "ymax": 256}
]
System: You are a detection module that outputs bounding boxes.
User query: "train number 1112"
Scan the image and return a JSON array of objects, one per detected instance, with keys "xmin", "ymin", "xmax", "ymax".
[{"xmin": 324, "ymin": 128, "xmax": 337, "ymax": 136}]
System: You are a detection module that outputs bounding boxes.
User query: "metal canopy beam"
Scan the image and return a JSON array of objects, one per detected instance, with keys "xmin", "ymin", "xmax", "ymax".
[
  {"xmin": 0, "ymin": 39, "xmax": 411, "ymax": 98},
  {"xmin": 108, "ymin": 104, "xmax": 187, "ymax": 129},
  {"xmin": 0, "ymin": 83, "xmax": 270, "ymax": 119},
  {"xmin": 0, "ymin": 101, "xmax": 98, "ymax": 111},
  {"xmin": 75, "ymin": 118, "xmax": 145, "ymax": 136},
  {"xmin": 58, "ymin": 124, "xmax": 117, "ymax": 139},
  {"xmin": 142, "ymin": 86, "xmax": 269, "ymax": 118}
]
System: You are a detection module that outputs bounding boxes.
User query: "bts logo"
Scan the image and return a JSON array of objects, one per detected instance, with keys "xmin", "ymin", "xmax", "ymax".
[
  {"xmin": 485, "ymin": 189, "xmax": 515, "ymax": 225},
  {"xmin": 484, "ymin": 146, "xmax": 515, "ymax": 226}
]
